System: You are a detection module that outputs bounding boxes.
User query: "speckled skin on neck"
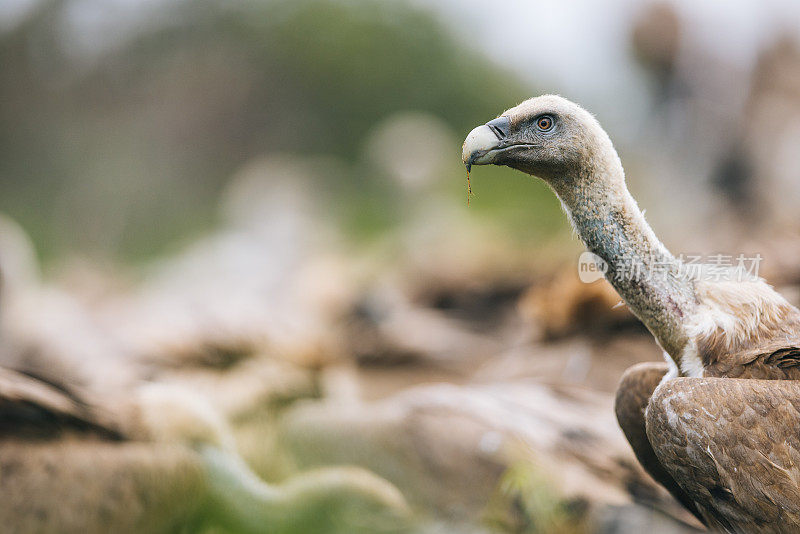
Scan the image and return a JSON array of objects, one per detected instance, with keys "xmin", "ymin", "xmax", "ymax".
[{"xmin": 550, "ymin": 145, "xmax": 696, "ymax": 359}]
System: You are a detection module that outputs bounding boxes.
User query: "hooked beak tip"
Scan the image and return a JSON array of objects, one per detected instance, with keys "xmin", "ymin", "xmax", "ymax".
[
  {"xmin": 462, "ymin": 116, "xmax": 510, "ymax": 169},
  {"xmin": 462, "ymin": 124, "xmax": 502, "ymax": 168}
]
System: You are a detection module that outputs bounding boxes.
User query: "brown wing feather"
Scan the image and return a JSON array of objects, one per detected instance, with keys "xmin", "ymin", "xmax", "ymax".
[
  {"xmin": 615, "ymin": 362, "xmax": 704, "ymax": 523},
  {"xmin": 0, "ymin": 367, "xmax": 121, "ymax": 439},
  {"xmin": 647, "ymin": 377, "xmax": 800, "ymax": 533},
  {"xmin": 706, "ymin": 343, "xmax": 800, "ymax": 379}
]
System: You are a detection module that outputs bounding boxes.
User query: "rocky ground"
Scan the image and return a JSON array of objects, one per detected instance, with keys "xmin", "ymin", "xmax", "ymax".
[{"xmin": 2, "ymin": 190, "xmax": 798, "ymax": 532}]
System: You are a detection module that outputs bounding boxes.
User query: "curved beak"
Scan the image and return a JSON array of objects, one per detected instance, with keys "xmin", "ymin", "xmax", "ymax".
[{"xmin": 461, "ymin": 116, "xmax": 510, "ymax": 171}]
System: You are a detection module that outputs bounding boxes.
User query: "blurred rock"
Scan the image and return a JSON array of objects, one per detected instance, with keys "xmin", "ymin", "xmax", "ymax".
[
  {"xmin": 472, "ymin": 334, "xmax": 663, "ymax": 394},
  {"xmin": 155, "ymin": 353, "xmax": 317, "ymax": 421},
  {"xmin": 279, "ymin": 381, "xmax": 697, "ymax": 530},
  {"xmin": 0, "ymin": 199, "xmax": 327, "ymax": 483},
  {"xmin": 0, "ymin": 366, "xmax": 412, "ymax": 534},
  {"xmin": 344, "ymin": 282, "xmax": 501, "ymax": 368},
  {"xmin": 594, "ymin": 504, "xmax": 702, "ymax": 534},
  {"xmin": 518, "ymin": 270, "xmax": 639, "ymax": 341},
  {"xmin": 0, "ymin": 215, "xmax": 142, "ymax": 400},
  {"xmin": 0, "ymin": 366, "xmax": 208, "ymax": 533},
  {"xmin": 0, "ymin": 439, "xmax": 206, "ymax": 534}
]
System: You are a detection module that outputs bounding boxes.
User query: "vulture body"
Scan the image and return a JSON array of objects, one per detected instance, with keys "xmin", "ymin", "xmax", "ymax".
[{"xmin": 462, "ymin": 94, "xmax": 800, "ymax": 532}]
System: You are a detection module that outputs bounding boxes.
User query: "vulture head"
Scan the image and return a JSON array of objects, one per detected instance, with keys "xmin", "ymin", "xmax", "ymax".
[{"xmin": 462, "ymin": 94, "xmax": 618, "ymax": 187}]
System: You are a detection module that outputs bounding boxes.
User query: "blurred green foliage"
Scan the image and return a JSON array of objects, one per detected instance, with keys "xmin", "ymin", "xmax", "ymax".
[
  {"xmin": 486, "ymin": 460, "xmax": 590, "ymax": 534},
  {"xmin": 0, "ymin": 0, "xmax": 566, "ymax": 263}
]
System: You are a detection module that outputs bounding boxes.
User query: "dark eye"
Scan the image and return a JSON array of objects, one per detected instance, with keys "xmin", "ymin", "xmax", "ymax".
[{"xmin": 536, "ymin": 115, "xmax": 554, "ymax": 131}]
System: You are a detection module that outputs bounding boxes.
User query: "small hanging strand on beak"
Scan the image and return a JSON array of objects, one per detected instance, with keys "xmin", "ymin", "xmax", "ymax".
[{"xmin": 465, "ymin": 163, "xmax": 474, "ymax": 206}]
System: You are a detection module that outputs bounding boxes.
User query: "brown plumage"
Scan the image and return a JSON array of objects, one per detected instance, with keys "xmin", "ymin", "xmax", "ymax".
[
  {"xmin": 648, "ymin": 378, "xmax": 800, "ymax": 532},
  {"xmin": 462, "ymin": 95, "xmax": 800, "ymax": 532},
  {"xmin": 615, "ymin": 362, "xmax": 702, "ymax": 522}
]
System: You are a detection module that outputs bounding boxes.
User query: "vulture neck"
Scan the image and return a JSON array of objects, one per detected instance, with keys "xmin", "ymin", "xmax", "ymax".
[{"xmin": 549, "ymin": 154, "xmax": 696, "ymax": 359}]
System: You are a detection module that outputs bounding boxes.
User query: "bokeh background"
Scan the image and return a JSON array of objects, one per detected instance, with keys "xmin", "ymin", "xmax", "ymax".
[{"xmin": 2, "ymin": 1, "xmax": 800, "ymax": 533}]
